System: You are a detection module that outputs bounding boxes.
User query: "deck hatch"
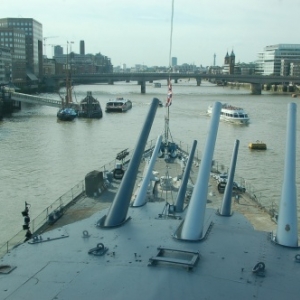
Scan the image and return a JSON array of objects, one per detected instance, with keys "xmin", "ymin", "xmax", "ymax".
[
  {"xmin": 148, "ymin": 246, "xmax": 199, "ymax": 270},
  {"xmin": 0, "ymin": 265, "xmax": 16, "ymax": 274}
]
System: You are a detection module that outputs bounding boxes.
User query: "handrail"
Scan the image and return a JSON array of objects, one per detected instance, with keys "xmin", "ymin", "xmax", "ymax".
[{"xmin": 10, "ymin": 92, "xmax": 62, "ymax": 108}]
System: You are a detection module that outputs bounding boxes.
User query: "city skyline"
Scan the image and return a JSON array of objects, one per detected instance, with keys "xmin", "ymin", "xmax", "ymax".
[{"xmin": 2, "ymin": 0, "xmax": 300, "ymax": 67}]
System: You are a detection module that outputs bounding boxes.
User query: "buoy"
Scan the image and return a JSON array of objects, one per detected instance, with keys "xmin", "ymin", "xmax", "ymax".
[{"xmin": 248, "ymin": 141, "xmax": 267, "ymax": 150}]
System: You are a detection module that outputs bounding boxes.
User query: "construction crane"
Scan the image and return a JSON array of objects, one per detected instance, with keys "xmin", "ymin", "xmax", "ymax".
[
  {"xmin": 45, "ymin": 44, "xmax": 58, "ymax": 58},
  {"xmin": 43, "ymin": 36, "xmax": 59, "ymax": 55}
]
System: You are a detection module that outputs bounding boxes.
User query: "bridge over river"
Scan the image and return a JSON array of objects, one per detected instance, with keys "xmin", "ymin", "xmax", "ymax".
[
  {"xmin": 46, "ymin": 72, "xmax": 300, "ymax": 95},
  {"xmin": 7, "ymin": 72, "xmax": 300, "ymax": 109}
]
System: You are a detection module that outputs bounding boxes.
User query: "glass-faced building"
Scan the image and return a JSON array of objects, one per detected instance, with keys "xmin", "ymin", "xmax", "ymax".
[
  {"xmin": 256, "ymin": 44, "xmax": 300, "ymax": 75},
  {"xmin": 0, "ymin": 46, "xmax": 13, "ymax": 83},
  {"xmin": 54, "ymin": 45, "xmax": 63, "ymax": 56},
  {"xmin": 0, "ymin": 27, "xmax": 26, "ymax": 81},
  {"xmin": 0, "ymin": 18, "xmax": 43, "ymax": 78}
]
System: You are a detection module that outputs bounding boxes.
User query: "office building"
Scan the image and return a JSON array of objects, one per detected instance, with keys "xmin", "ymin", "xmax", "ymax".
[
  {"xmin": 255, "ymin": 44, "xmax": 300, "ymax": 75},
  {"xmin": 171, "ymin": 57, "xmax": 177, "ymax": 66},
  {"xmin": 0, "ymin": 18, "xmax": 43, "ymax": 78},
  {"xmin": 54, "ymin": 45, "xmax": 63, "ymax": 56},
  {"xmin": 0, "ymin": 46, "xmax": 13, "ymax": 83},
  {"xmin": 80, "ymin": 40, "xmax": 85, "ymax": 55},
  {"xmin": 0, "ymin": 27, "xmax": 26, "ymax": 81}
]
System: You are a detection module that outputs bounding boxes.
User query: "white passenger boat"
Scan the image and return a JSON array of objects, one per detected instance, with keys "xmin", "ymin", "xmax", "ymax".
[
  {"xmin": 105, "ymin": 97, "xmax": 132, "ymax": 112},
  {"xmin": 207, "ymin": 103, "xmax": 249, "ymax": 124}
]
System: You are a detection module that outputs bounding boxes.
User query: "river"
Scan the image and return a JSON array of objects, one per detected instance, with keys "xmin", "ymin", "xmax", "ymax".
[{"xmin": 0, "ymin": 80, "xmax": 299, "ymax": 244}]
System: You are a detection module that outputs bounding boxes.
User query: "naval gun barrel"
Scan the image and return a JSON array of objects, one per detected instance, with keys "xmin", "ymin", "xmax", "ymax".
[
  {"xmin": 179, "ymin": 102, "xmax": 221, "ymax": 240},
  {"xmin": 101, "ymin": 98, "xmax": 159, "ymax": 227},
  {"xmin": 132, "ymin": 134, "xmax": 162, "ymax": 207},
  {"xmin": 219, "ymin": 139, "xmax": 240, "ymax": 216},
  {"xmin": 276, "ymin": 102, "xmax": 298, "ymax": 247},
  {"xmin": 174, "ymin": 140, "xmax": 197, "ymax": 212}
]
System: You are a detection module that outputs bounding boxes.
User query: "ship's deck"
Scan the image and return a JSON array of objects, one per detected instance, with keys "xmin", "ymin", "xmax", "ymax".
[
  {"xmin": 47, "ymin": 154, "xmax": 277, "ymax": 233},
  {"xmin": 1, "ymin": 150, "xmax": 299, "ymax": 300}
]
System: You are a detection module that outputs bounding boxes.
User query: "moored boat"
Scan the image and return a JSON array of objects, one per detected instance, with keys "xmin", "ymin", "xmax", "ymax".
[
  {"xmin": 57, "ymin": 107, "xmax": 77, "ymax": 121},
  {"xmin": 207, "ymin": 103, "xmax": 249, "ymax": 124},
  {"xmin": 77, "ymin": 91, "xmax": 103, "ymax": 119},
  {"xmin": 57, "ymin": 59, "xmax": 78, "ymax": 122},
  {"xmin": 105, "ymin": 97, "xmax": 132, "ymax": 112}
]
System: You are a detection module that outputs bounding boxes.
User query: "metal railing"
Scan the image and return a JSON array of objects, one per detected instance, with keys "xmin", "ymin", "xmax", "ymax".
[
  {"xmin": 0, "ymin": 181, "xmax": 85, "ymax": 259},
  {"xmin": 0, "ymin": 147, "xmax": 137, "ymax": 259},
  {"xmin": 11, "ymin": 92, "xmax": 62, "ymax": 108}
]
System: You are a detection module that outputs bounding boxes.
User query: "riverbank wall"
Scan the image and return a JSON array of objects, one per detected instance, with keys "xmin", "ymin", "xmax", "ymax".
[{"xmin": 226, "ymin": 82, "xmax": 300, "ymax": 96}]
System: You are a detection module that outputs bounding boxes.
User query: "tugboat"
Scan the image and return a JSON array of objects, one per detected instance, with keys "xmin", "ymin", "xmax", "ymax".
[{"xmin": 77, "ymin": 91, "xmax": 103, "ymax": 119}]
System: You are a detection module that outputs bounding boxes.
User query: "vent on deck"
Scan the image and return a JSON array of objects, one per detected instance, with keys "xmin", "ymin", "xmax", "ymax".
[{"xmin": 148, "ymin": 246, "xmax": 199, "ymax": 271}]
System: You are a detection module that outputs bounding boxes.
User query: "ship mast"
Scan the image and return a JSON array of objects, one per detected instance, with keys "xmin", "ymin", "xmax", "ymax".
[
  {"xmin": 164, "ymin": 0, "xmax": 174, "ymax": 146},
  {"xmin": 65, "ymin": 41, "xmax": 73, "ymax": 107}
]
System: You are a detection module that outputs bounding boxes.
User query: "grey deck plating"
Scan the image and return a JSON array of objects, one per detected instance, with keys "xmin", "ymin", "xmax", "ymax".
[{"xmin": 0, "ymin": 156, "xmax": 299, "ymax": 300}]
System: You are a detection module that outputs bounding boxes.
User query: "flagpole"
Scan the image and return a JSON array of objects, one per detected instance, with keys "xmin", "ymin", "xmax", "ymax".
[{"xmin": 164, "ymin": 0, "xmax": 174, "ymax": 146}]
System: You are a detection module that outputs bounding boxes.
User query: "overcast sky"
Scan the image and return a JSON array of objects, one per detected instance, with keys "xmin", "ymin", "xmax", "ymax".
[{"xmin": 2, "ymin": 0, "xmax": 299, "ymax": 67}]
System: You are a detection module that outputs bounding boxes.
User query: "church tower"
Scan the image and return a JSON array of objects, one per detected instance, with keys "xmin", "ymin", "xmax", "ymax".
[
  {"xmin": 229, "ymin": 50, "xmax": 235, "ymax": 74},
  {"xmin": 224, "ymin": 51, "xmax": 230, "ymax": 65}
]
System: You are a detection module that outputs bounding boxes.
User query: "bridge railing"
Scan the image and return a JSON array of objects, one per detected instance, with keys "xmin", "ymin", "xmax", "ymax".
[{"xmin": 11, "ymin": 92, "xmax": 62, "ymax": 107}]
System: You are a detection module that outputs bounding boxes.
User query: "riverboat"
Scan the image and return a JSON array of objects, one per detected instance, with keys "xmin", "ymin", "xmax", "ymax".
[
  {"xmin": 153, "ymin": 82, "xmax": 161, "ymax": 88},
  {"xmin": 77, "ymin": 91, "xmax": 103, "ymax": 119},
  {"xmin": 105, "ymin": 97, "xmax": 132, "ymax": 112},
  {"xmin": 207, "ymin": 103, "xmax": 250, "ymax": 124}
]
